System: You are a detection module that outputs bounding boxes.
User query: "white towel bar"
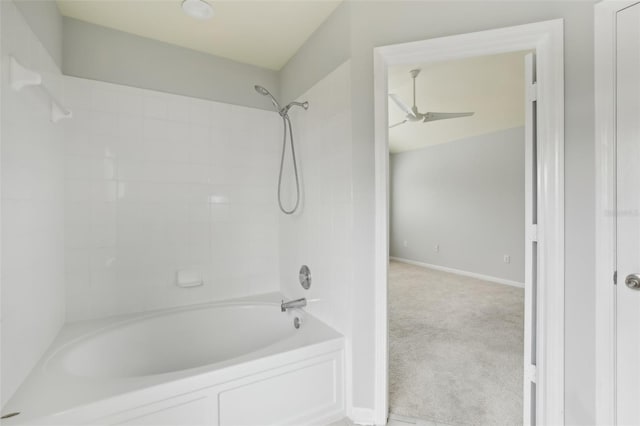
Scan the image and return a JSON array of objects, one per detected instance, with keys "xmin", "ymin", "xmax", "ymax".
[{"xmin": 9, "ymin": 56, "xmax": 72, "ymax": 123}]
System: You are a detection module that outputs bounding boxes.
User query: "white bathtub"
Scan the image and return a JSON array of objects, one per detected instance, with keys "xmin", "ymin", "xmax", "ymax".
[{"xmin": 3, "ymin": 294, "xmax": 345, "ymax": 425}]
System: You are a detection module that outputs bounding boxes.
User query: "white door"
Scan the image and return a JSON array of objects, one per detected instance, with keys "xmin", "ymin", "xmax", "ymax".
[
  {"xmin": 523, "ymin": 52, "xmax": 538, "ymax": 426},
  {"xmin": 616, "ymin": 3, "xmax": 640, "ymax": 425}
]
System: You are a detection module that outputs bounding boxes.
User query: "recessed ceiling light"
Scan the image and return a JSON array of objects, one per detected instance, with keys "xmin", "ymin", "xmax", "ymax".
[{"xmin": 181, "ymin": 0, "xmax": 214, "ymax": 20}]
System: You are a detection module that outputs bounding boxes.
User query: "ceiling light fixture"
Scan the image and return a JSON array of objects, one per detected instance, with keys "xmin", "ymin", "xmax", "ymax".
[{"xmin": 181, "ymin": 0, "xmax": 214, "ymax": 20}]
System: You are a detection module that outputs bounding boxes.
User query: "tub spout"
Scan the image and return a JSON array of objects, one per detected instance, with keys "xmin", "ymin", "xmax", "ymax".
[{"xmin": 281, "ymin": 298, "xmax": 306, "ymax": 312}]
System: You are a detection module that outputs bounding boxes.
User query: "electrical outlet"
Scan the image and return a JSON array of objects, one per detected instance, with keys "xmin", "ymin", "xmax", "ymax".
[
  {"xmin": 503, "ymin": 255, "xmax": 511, "ymax": 264},
  {"xmin": 435, "ymin": 244, "xmax": 440, "ymax": 252},
  {"xmin": 403, "ymin": 240, "xmax": 408, "ymax": 248}
]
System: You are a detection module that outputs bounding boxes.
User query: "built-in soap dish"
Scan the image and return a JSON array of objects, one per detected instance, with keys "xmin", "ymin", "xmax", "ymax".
[{"xmin": 176, "ymin": 269, "xmax": 204, "ymax": 288}]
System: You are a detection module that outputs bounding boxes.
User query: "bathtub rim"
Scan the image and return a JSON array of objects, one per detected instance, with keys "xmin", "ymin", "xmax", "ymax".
[
  {"xmin": 2, "ymin": 292, "xmax": 344, "ymax": 425},
  {"xmin": 42, "ymin": 299, "xmax": 296, "ymax": 379}
]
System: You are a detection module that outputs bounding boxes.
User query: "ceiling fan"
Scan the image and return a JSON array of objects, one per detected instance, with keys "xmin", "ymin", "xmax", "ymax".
[{"xmin": 388, "ymin": 68, "xmax": 474, "ymax": 129}]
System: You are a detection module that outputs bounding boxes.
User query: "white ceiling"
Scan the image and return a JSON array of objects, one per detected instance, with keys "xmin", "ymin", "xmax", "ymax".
[
  {"xmin": 56, "ymin": 0, "xmax": 342, "ymax": 71},
  {"xmin": 388, "ymin": 50, "xmax": 530, "ymax": 153}
]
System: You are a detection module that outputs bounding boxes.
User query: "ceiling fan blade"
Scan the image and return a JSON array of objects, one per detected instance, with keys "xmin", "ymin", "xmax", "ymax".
[
  {"xmin": 389, "ymin": 94, "xmax": 416, "ymax": 118},
  {"xmin": 423, "ymin": 112, "xmax": 474, "ymax": 122},
  {"xmin": 389, "ymin": 120, "xmax": 407, "ymax": 129}
]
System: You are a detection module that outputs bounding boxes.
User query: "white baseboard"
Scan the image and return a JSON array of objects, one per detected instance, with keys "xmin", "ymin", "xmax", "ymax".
[
  {"xmin": 389, "ymin": 257, "xmax": 525, "ymax": 288},
  {"xmin": 388, "ymin": 413, "xmax": 435, "ymax": 425},
  {"xmin": 350, "ymin": 407, "xmax": 375, "ymax": 425},
  {"xmin": 311, "ymin": 407, "xmax": 346, "ymax": 426}
]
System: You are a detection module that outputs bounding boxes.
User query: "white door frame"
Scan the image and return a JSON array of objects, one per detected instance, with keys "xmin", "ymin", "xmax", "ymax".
[
  {"xmin": 594, "ymin": 2, "xmax": 640, "ymax": 425},
  {"xmin": 373, "ymin": 20, "xmax": 565, "ymax": 426}
]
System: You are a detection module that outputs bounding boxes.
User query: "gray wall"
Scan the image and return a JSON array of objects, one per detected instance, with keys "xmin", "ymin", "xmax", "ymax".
[
  {"xmin": 390, "ymin": 127, "xmax": 525, "ymax": 283},
  {"xmin": 13, "ymin": 0, "xmax": 63, "ymax": 67},
  {"xmin": 280, "ymin": 2, "xmax": 595, "ymax": 424},
  {"xmin": 62, "ymin": 18, "xmax": 279, "ymax": 110},
  {"xmin": 1, "ymin": 0, "xmax": 66, "ymax": 407},
  {"xmin": 279, "ymin": 2, "xmax": 351, "ymax": 103}
]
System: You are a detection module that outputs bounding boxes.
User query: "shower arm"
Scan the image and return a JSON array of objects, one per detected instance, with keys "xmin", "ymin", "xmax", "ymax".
[{"xmin": 280, "ymin": 101, "xmax": 309, "ymax": 117}]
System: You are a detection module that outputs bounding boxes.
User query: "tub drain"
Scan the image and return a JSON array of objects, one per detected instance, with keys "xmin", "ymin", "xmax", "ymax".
[{"xmin": 294, "ymin": 317, "xmax": 301, "ymax": 329}]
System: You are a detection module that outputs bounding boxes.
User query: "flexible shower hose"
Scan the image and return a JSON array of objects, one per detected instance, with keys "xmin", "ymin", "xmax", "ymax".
[{"xmin": 277, "ymin": 114, "xmax": 300, "ymax": 215}]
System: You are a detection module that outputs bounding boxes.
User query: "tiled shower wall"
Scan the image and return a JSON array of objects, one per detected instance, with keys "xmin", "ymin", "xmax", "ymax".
[
  {"xmin": 279, "ymin": 61, "xmax": 353, "ymax": 338},
  {"xmin": 1, "ymin": 1, "xmax": 66, "ymax": 406},
  {"xmin": 63, "ymin": 77, "xmax": 282, "ymax": 321}
]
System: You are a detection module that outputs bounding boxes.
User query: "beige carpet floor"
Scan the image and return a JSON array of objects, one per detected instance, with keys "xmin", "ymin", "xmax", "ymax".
[{"xmin": 389, "ymin": 260, "xmax": 524, "ymax": 426}]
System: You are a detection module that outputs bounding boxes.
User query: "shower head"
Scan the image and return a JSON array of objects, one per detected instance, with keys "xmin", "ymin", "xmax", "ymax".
[
  {"xmin": 254, "ymin": 85, "xmax": 270, "ymax": 96},
  {"xmin": 254, "ymin": 85, "xmax": 281, "ymax": 112}
]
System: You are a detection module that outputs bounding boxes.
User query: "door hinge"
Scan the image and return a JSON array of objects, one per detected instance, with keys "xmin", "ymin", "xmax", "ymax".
[
  {"xmin": 528, "ymin": 82, "xmax": 538, "ymax": 102},
  {"xmin": 526, "ymin": 364, "xmax": 537, "ymax": 383},
  {"xmin": 614, "ymin": 270, "xmax": 618, "ymax": 285},
  {"xmin": 528, "ymin": 224, "xmax": 538, "ymax": 242}
]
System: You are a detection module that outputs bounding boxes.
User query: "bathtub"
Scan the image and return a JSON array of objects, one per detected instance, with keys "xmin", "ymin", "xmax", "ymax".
[{"xmin": 2, "ymin": 293, "xmax": 345, "ymax": 425}]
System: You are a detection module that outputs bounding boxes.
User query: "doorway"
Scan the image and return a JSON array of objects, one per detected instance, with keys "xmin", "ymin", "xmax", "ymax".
[
  {"xmin": 387, "ymin": 50, "xmax": 530, "ymax": 425},
  {"xmin": 373, "ymin": 20, "xmax": 565, "ymax": 426}
]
